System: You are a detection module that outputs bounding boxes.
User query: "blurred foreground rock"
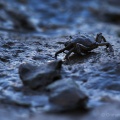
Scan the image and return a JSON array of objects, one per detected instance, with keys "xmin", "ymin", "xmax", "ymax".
[
  {"xmin": 45, "ymin": 79, "xmax": 88, "ymax": 112},
  {"xmin": 19, "ymin": 60, "xmax": 62, "ymax": 89}
]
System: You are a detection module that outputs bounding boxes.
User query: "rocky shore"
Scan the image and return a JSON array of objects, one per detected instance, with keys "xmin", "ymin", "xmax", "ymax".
[{"xmin": 0, "ymin": 0, "xmax": 120, "ymax": 120}]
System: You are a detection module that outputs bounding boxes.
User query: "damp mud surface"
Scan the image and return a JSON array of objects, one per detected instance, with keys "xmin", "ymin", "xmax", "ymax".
[{"xmin": 0, "ymin": 0, "xmax": 120, "ymax": 120}]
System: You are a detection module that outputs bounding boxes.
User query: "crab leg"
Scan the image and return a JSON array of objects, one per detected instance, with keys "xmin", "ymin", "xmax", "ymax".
[
  {"xmin": 55, "ymin": 43, "xmax": 73, "ymax": 59},
  {"xmin": 64, "ymin": 48, "xmax": 74, "ymax": 60},
  {"xmin": 76, "ymin": 43, "xmax": 89, "ymax": 54},
  {"xmin": 102, "ymin": 36, "xmax": 107, "ymax": 42},
  {"xmin": 97, "ymin": 42, "xmax": 114, "ymax": 52}
]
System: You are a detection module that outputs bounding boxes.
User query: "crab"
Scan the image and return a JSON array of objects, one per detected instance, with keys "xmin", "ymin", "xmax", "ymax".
[{"xmin": 55, "ymin": 33, "xmax": 114, "ymax": 60}]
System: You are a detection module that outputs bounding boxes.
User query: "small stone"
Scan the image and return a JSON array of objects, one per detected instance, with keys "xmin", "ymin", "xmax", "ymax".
[
  {"xmin": 19, "ymin": 60, "xmax": 62, "ymax": 89},
  {"xmin": 0, "ymin": 56, "xmax": 10, "ymax": 62}
]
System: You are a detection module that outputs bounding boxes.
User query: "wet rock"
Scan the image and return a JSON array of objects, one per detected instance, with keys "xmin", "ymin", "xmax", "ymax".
[
  {"xmin": 45, "ymin": 79, "xmax": 88, "ymax": 112},
  {"xmin": 95, "ymin": 0, "xmax": 120, "ymax": 23},
  {"xmin": 6, "ymin": 9, "xmax": 36, "ymax": 31},
  {"xmin": 19, "ymin": 60, "xmax": 62, "ymax": 89}
]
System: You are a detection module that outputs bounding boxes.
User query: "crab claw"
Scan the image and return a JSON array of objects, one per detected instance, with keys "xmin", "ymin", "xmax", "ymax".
[
  {"xmin": 108, "ymin": 44, "xmax": 114, "ymax": 52},
  {"xmin": 64, "ymin": 56, "xmax": 69, "ymax": 61},
  {"xmin": 55, "ymin": 49, "xmax": 65, "ymax": 59}
]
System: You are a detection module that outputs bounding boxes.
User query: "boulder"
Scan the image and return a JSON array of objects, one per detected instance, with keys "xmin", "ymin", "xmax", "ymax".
[{"xmin": 19, "ymin": 60, "xmax": 62, "ymax": 89}]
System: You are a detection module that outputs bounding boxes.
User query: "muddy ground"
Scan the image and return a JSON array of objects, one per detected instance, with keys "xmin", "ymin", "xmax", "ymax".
[{"xmin": 0, "ymin": 0, "xmax": 120, "ymax": 120}]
